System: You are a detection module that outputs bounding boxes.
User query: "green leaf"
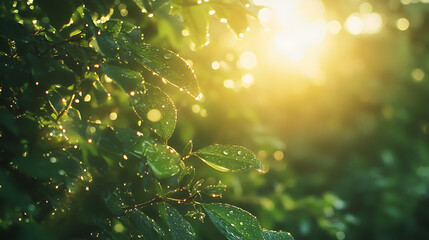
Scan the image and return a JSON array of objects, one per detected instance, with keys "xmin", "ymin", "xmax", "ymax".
[
  {"xmin": 103, "ymin": 19, "xmax": 123, "ymax": 35},
  {"xmin": 195, "ymin": 144, "xmax": 261, "ymax": 172},
  {"xmin": 203, "ymin": 203, "xmax": 263, "ymax": 240},
  {"xmin": 164, "ymin": 203, "xmax": 196, "ymax": 240},
  {"xmin": 124, "ymin": 42, "xmax": 201, "ymax": 98},
  {"xmin": 28, "ymin": 54, "xmax": 77, "ymax": 88},
  {"xmin": 133, "ymin": 0, "xmax": 169, "ymax": 12},
  {"xmin": 80, "ymin": 7, "xmax": 99, "ymax": 36},
  {"xmin": 191, "ymin": 179, "xmax": 204, "ymax": 195},
  {"xmin": 115, "ymin": 128, "xmax": 142, "ymax": 152},
  {"xmin": 131, "ymin": 83, "xmax": 177, "ymax": 140},
  {"xmin": 173, "ymin": 4, "xmax": 209, "ymax": 50},
  {"xmin": 126, "ymin": 209, "xmax": 166, "ymax": 240},
  {"xmin": 143, "ymin": 143, "xmax": 181, "ymax": 179},
  {"xmin": 178, "ymin": 166, "xmax": 195, "ymax": 188},
  {"xmin": 263, "ymin": 230, "xmax": 294, "ymax": 240},
  {"xmin": 182, "ymin": 140, "xmax": 193, "ymax": 156},
  {"xmin": 211, "ymin": 2, "xmax": 249, "ymax": 37},
  {"xmin": 202, "ymin": 181, "xmax": 227, "ymax": 197},
  {"xmin": 101, "ymin": 64, "xmax": 143, "ymax": 92},
  {"xmin": 96, "ymin": 32, "xmax": 120, "ymax": 59}
]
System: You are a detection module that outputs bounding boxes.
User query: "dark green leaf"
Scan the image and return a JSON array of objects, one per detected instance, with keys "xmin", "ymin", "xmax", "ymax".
[
  {"xmin": 15, "ymin": 151, "xmax": 81, "ymax": 179},
  {"xmin": 203, "ymin": 203, "xmax": 263, "ymax": 240},
  {"xmin": 0, "ymin": 108, "xmax": 19, "ymax": 136},
  {"xmin": 80, "ymin": 7, "xmax": 99, "ymax": 36},
  {"xmin": 195, "ymin": 144, "xmax": 261, "ymax": 172},
  {"xmin": 178, "ymin": 166, "xmax": 195, "ymax": 188},
  {"xmin": 124, "ymin": 42, "xmax": 201, "ymax": 98},
  {"xmin": 96, "ymin": 32, "xmax": 120, "ymax": 59},
  {"xmin": 131, "ymin": 83, "xmax": 177, "ymax": 140},
  {"xmin": 164, "ymin": 203, "xmax": 196, "ymax": 240},
  {"xmin": 115, "ymin": 128, "xmax": 142, "ymax": 152},
  {"xmin": 126, "ymin": 209, "xmax": 166, "ymax": 240},
  {"xmin": 143, "ymin": 143, "xmax": 181, "ymax": 179},
  {"xmin": 0, "ymin": 56, "xmax": 28, "ymax": 88},
  {"xmin": 263, "ymin": 230, "xmax": 294, "ymax": 240},
  {"xmin": 28, "ymin": 54, "xmax": 76, "ymax": 88},
  {"xmin": 104, "ymin": 193, "xmax": 124, "ymax": 216},
  {"xmin": 101, "ymin": 64, "xmax": 143, "ymax": 92}
]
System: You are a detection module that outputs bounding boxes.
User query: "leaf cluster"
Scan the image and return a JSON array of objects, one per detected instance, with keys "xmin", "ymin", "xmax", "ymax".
[{"xmin": 0, "ymin": 0, "xmax": 291, "ymax": 239}]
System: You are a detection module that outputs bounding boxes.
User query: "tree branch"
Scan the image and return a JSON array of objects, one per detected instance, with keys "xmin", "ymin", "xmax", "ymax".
[{"xmin": 56, "ymin": 93, "xmax": 75, "ymax": 122}]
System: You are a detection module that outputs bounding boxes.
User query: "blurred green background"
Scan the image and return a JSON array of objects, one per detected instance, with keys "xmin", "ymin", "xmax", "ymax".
[{"xmin": 163, "ymin": 0, "xmax": 429, "ymax": 239}]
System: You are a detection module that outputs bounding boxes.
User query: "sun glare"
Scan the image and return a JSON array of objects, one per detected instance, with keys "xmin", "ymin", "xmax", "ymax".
[
  {"xmin": 256, "ymin": 0, "xmax": 327, "ymax": 62},
  {"xmin": 255, "ymin": 0, "xmax": 383, "ymax": 64}
]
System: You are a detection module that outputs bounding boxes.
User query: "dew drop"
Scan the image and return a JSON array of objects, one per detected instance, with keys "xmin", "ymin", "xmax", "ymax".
[{"xmin": 163, "ymin": 53, "xmax": 173, "ymax": 59}]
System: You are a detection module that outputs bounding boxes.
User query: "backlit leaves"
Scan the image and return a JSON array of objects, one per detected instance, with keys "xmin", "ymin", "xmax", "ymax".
[
  {"xmin": 126, "ymin": 209, "xmax": 166, "ymax": 240},
  {"xmin": 204, "ymin": 203, "xmax": 264, "ymax": 240},
  {"xmin": 211, "ymin": 2, "xmax": 249, "ymax": 37},
  {"xmin": 164, "ymin": 203, "xmax": 196, "ymax": 240},
  {"xmin": 101, "ymin": 64, "xmax": 143, "ymax": 92},
  {"xmin": 172, "ymin": 4, "xmax": 209, "ymax": 50},
  {"xmin": 126, "ymin": 43, "xmax": 201, "ymax": 98},
  {"xmin": 143, "ymin": 143, "xmax": 181, "ymax": 179},
  {"xmin": 263, "ymin": 230, "xmax": 295, "ymax": 240},
  {"xmin": 131, "ymin": 83, "xmax": 177, "ymax": 141},
  {"xmin": 195, "ymin": 144, "xmax": 262, "ymax": 172}
]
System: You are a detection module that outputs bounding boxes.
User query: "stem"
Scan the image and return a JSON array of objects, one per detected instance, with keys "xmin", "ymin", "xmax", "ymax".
[
  {"xmin": 121, "ymin": 187, "xmax": 201, "ymax": 210},
  {"xmin": 38, "ymin": 32, "xmax": 83, "ymax": 57},
  {"xmin": 56, "ymin": 93, "xmax": 75, "ymax": 122}
]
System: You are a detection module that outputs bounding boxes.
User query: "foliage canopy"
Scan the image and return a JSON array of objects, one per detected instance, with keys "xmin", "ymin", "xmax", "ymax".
[{"xmin": 0, "ymin": 0, "xmax": 291, "ymax": 239}]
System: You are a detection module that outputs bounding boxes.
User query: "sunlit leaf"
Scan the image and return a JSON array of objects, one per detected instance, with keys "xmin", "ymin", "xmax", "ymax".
[
  {"xmin": 125, "ymin": 43, "xmax": 200, "ymax": 98},
  {"xmin": 211, "ymin": 2, "xmax": 248, "ymax": 37},
  {"xmin": 164, "ymin": 203, "xmax": 196, "ymax": 240},
  {"xmin": 133, "ymin": 0, "xmax": 169, "ymax": 12},
  {"xmin": 101, "ymin": 64, "xmax": 143, "ymax": 92},
  {"xmin": 195, "ymin": 144, "xmax": 262, "ymax": 172},
  {"xmin": 131, "ymin": 83, "xmax": 177, "ymax": 140},
  {"xmin": 182, "ymin": 140, "xmax": 193, "ymax": 156},
  {"xmin": 126, "ymin": 209, "xmax": 166, "ymax": 240},
  {"xmin": 203, "ymin": 203, "xmax": 264, "ymax": 240},
  {"xmin": 172, "ymin": 4, "xmax": 209, "ymax": 49},
  {"xmin": 143, "ymin": 143, "xmax": 181, "ymax": 179},
  {"xmin": 103, "ymin": 19, "xmax": 123, "ymax": 35},
  {"xmin": 263, "ymin": 230, "xmax": 294, "ymax": 240}
]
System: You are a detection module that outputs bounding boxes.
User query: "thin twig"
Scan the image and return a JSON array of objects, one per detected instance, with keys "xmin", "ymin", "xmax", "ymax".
[
  {"xmin": 121, "ymin": 187, "xmax": 201, "ymax": 210},
  {"xmin": 56, "ymin": 93, "xmax": 75, "ymax": 122}
]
